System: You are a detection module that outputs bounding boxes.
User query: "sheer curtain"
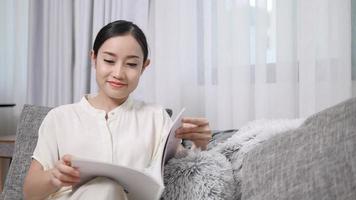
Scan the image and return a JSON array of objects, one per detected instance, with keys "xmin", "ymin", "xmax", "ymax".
[
  {"xmin": 297, "ymin": 0, "xmax": 351, "ymax": 116},
  {"xmin": 5, "ymin": 0, "xmax": 352, "ymax": 131},
  {"xmin": 27, "ymin": 0, "xmax": 150, "ymax": 107},
  {"xmin": 0, "ymin": 0, "xmax": 28, "ymax": 135},
  {"xmin": 148, "ymin": 0, "xmax": 352, "ymax": 129}
]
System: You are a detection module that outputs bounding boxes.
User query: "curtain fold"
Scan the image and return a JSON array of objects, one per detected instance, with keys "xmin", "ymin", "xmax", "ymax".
[{"xmin": 27, "ymin": 0, "xmax": 74, "ymax": 106}]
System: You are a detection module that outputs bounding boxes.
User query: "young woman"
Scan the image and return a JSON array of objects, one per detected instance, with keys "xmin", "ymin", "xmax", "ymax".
[{"xmin": 23, "ymin": 20, "xmax": 212, "ymax": 200}]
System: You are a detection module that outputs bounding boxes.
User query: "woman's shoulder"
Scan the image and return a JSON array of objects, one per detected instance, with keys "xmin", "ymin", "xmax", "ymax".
[
  {"xmin": 129, "ymin": 99, "xmax": 168, "ymax": 116},
  {"xmin": 130, "ymin": 99, "xmax": 164, "ymax": 111},
  {"xmin": 45, "ymin": 102, "xmax": 82, "ymax": 118}
]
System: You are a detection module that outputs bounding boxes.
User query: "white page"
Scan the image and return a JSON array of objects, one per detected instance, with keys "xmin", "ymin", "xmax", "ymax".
[
  {"xmin": 72, "ymin": 158, "xmax": 163, "ymax": 200},
  {"xmin": 161, "ymin": 108, "xmax": 186, "ymax": 168}
]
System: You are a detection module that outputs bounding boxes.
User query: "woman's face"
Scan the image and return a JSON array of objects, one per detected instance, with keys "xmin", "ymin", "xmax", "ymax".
[{"xmin": 92, "ymin": 34, "xmax": 149, "ymax": 101}]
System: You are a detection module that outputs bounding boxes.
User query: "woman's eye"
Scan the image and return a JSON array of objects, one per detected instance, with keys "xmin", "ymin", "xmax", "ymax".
[
  {"xmin": 127, "ymin": 63, "xmax": 138, "ymax": 67},
  {"xmin": 104, "ymin": 59, "xmax": 115, "ymax": 64}
]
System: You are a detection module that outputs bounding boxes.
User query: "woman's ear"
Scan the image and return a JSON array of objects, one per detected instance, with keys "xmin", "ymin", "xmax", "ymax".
[
  {"xmin": 141, "ymin": 59, "xmax": 150, "ymax": 74},
  {"xmin": 90, "ymin": 50, "xmax": 97, "ymax": 68}
]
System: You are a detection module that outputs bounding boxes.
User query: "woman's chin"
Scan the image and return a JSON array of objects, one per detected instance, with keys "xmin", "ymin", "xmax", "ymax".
[
  {"xmin": 99, "ymin": 86, "xmax": 133, "ymax": 101},
  {"xmin": 106, "ymin": 92, "xmax": 129, "ymax": 101}
]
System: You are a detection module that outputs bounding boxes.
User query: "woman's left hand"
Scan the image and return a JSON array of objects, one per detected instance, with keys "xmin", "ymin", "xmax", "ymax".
[{"xmin": 176, "ymin": 117, "xmax": 212, "ymax": 150}]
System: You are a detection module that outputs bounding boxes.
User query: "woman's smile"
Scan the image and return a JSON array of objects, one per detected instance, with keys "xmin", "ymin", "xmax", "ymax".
[{"xmin": 107, "ymin": 80, "xmax": 128, "ymax": 88}]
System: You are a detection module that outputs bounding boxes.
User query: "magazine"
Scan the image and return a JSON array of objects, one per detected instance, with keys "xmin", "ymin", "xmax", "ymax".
[{"xmin": 71, "ymin": 108, "xmax": 186, "ymax": 200}]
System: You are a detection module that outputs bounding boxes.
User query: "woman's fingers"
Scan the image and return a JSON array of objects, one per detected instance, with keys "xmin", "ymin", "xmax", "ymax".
[
  {"xmin": 50, "ymin": 168, "xmax": 80, "ymax": 188},
  {"xmin": 176, "ymin": 125, "xmax": 210, "ymax": 135},
  {"xmin": 61, "ymin": 154, "xmax": 73, "ymax": 166},
  {"xmin": 56, "ymin": 160, "xmax": 80, "ymax": 178},
  {"xmin": 176, "ymin": 117, "xmax": 212, "ymax": 150},
  {"xmin": 50, "ymin": 176, "xmax": 63, "ymax": 187},
  {"xmin": 50, "ymin": 155, "xmax": 81, "ymax": 188},
  {"xmin": 176, "ymin": 132, "xmax": 212, "ymax": 141},
  {"xmin": 176, "ymin": 118, "xmax": 210, "ymax": 134},
  {"xmin": 181, "ymin": 117, "xmax": 209, "ymax": 126},
  {"xmin": 52, "ymin": 167, "xmax": 80, "ymax": 184}
]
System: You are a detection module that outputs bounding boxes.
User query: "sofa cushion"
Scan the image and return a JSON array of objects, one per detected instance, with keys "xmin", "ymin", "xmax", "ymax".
[
  {"xmin": 2, "ymin": 105, "xmax": 52, "ymax": 199},
  {"xmin": 241, "ymin": 98, "xmax": 356, "ymax": 200}
]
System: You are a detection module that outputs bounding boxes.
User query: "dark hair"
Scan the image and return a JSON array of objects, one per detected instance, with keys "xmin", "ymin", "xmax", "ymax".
[{"xmin": 92, "ymin": 20, "xmax": 148, "ymax": 62}]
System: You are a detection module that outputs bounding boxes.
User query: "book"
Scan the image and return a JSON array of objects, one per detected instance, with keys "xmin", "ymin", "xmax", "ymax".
[{"xmin": 71, "ymin": 108, "xmax": 186, "ymax": 200}]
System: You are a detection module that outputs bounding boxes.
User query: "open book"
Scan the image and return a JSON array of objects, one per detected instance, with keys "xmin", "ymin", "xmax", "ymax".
[{"xmin": 71, "ymin": 108, "xmax": 186, "ymax": 200}]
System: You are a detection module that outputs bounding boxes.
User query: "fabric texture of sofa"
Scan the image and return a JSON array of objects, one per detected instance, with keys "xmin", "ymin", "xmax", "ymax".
[
  {"xmin": 1, "ymin": 97, "xmax": 355, "ymax": 200},
  {"xmin": 241, "ymin": 97, "xmax": 356, "ymax": 200}
]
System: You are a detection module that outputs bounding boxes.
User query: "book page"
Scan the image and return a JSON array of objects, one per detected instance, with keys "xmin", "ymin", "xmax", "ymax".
[
  {"xmin": 72, "ymin": 158, "xmax": 163, "ymax": 200},
  {"xmin": 161, "ymin": 108, "xmax": 186, "ymax": 168}
]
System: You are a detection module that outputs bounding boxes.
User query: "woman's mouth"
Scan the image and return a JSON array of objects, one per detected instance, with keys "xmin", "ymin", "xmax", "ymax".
[{"xmin": 107, "ymin": 81, "xmax": 127, "ymax": 88}]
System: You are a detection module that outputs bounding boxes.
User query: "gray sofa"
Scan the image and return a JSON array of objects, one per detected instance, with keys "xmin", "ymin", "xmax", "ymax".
[{"xmin": 1, "ymin": 97, "xmax": 356, "ymax": 200}]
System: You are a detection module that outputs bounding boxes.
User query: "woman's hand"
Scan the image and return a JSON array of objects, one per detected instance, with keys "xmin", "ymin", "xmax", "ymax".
[
  {"xmin": 176, "ymin": 117, "xmax": 212, "ymax": 150},
  {"xmin": 49, "ymin": 154, "xmax": 81, "ymax": 188}
]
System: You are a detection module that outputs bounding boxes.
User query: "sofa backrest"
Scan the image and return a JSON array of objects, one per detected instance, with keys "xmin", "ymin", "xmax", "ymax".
[
  {"xmin": 2, "ymin": 105, "xmax": 52, "ymax": 200},
  {"xmin": 241, "ymin": 97, "xmax": 356, "ymax": 200}
]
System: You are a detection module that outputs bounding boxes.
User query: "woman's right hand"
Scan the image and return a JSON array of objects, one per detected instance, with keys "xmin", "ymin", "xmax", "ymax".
[{"xmin": 49, "ymin": 154, "xmax": 81, "ymax": 188}]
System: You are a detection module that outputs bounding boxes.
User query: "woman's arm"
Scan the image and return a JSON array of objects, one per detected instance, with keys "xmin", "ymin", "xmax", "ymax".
[
  {"xmin": 23, "ymin": 160, "xmax": 59, "ymax": 200},
  {"xmin": 23, "ymin": 155, "xmax": 80, "ymax": 200}
]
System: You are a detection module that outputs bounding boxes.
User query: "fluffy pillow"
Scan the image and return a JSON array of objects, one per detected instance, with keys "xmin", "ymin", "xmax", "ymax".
[{"xmin": 162, "ymin": 150, "xmax": 237, "ymax": 200}]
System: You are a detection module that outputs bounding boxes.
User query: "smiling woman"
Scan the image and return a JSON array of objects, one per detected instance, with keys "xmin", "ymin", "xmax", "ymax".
[
  {"xmin": 22, "ymin": 20, "xmax": 212, "ymax": 200},
  {"xmin": 90, "ymin": 34, "xmax": 150, "ymax": 109}
]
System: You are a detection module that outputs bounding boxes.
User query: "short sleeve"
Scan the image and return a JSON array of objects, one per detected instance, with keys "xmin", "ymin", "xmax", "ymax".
[{"xmin": 32, "ymin": 110, "xmax": 59, "ymax": 170}]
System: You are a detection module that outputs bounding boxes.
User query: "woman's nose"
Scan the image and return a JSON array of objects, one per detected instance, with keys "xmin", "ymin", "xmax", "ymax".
[{"xmin": 112, "ymin": 64, "xmax": 124, "ymax": 79}]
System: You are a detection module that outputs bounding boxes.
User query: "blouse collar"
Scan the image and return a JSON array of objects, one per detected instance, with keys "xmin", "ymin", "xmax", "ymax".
[{"xmin": 79, "ymin": 94, "xmax": 133, "ymax": 119}]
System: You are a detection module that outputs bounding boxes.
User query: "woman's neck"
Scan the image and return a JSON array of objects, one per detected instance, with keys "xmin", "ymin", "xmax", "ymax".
[{"xmin": 88, "ymin": 91, "xmax": 128, "ymax": 113}]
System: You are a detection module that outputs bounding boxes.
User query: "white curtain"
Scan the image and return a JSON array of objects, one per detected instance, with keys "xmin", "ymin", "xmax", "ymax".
[
  {"xmin": 27, "ymin": 0, "xmax": 74, "ymax": 106},
  {"xmin": 3, "ymin": 0, "xmax": 353, "ymax": 131},
  {"xmin": 0, "ymin": 0, "xmax": 28, "ymax": 135},
  {"xmin": 149, "ymin": 0, "xmax": 352, "ymax": 129},
  {"xmin": 297, "ymin": 0, "xmax": 351, "ymax": 116},
  {"xmin": 27, "ymin": 0, "xmax": 150, "ymax": 107}
]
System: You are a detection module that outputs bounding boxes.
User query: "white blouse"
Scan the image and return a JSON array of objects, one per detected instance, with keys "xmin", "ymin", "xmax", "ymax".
[{"xmin": 33, "ymin": 95, "xmax": 172, "ymax": 174}]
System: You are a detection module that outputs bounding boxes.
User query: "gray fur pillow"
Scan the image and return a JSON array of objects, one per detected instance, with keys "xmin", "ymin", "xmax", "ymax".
[{"xmin": 162, "ymin": 150, "xmax": 236, "ymax": 200}]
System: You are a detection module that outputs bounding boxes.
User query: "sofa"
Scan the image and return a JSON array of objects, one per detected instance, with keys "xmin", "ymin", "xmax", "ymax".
[{"xmin": 1, "ymin": 97, "xmax": 355, "ymax": 200}]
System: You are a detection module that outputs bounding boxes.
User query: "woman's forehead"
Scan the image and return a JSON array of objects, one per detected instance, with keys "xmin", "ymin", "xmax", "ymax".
[{"xmin": 99, "ymin": 35, "xmax": 143, "ymax": 58}]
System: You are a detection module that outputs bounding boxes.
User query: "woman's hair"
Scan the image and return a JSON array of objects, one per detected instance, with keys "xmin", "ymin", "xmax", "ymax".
[{"xmin": 92, "ymin": 20, "xmax": 148, "ymax": 62}]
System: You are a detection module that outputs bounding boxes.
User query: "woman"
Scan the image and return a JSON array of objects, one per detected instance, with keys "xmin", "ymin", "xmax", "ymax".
[{"xmin": 23, "ymin": 20, "xmax": 212, "ymax": 200}]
